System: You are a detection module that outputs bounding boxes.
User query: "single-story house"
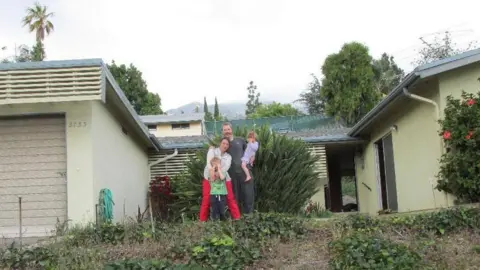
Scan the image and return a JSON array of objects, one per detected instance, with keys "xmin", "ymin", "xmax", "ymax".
[
  {"xmin": 0, "ymin": 59, "xmax": 163, "ymax": 238},
  {"xmin": 141, "ymin": 113, "xmax": 205, "ymax": 138},
  {"xmin": 351, "ymin": 48, "xmax": 480, "ymax": 214}
]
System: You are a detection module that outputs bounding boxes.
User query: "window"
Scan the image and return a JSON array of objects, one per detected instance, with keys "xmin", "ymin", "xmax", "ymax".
[
  {"xmin": 147, "ymin": 125, "xmax": 157, "ymax": 132},
  {"xmin": 172, "ymin": 123, "xmax": 190, "ymax": 130}
]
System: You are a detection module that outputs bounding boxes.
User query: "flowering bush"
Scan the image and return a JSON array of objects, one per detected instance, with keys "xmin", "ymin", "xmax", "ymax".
[
  {"xmin": 437, "ymin": 91, "xmax": 480, "ymax": 203},
  {"xmin": 149, "ymin": 175, "xmax": 172, "ymax": 220}
]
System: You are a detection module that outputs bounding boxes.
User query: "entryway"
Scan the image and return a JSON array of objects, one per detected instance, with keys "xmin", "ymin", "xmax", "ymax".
[{"xmin": 374, "ymin": 133, "xmax": 398, "ymax": 212}]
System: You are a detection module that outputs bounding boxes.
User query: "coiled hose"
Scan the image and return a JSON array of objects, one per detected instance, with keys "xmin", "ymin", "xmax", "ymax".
[{"xmin": 99, "ymin": 188, "xmax": 114, "ymax": 223}]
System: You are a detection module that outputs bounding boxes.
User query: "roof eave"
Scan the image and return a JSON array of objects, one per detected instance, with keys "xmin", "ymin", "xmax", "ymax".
[
  {"xmin": 348, "ymin": 49, "xmax": 480, "ymax": 137},
  {"xmin": 347, "ymin": 73, "xmax": 420, "ymax": 137}
]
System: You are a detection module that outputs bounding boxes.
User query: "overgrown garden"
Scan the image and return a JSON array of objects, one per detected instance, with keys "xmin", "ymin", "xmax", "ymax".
[{"xmin": 3, "ymin": 94, "xmax": 480, "ymax": 269}]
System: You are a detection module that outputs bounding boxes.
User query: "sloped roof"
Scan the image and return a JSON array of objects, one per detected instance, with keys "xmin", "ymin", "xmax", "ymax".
[
  {"xmin": 140, "ymin": 113, "xmax": 204, "ymax": 124},
  {"xmin": 0, "ymin": 58, "xmax": 162, "ymax": 150},
  {"xmin": 348, "ymin": 48, "xmax": 480, "ymax": 137}
]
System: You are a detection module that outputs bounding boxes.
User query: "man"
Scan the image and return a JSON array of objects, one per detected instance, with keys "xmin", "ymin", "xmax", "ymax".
[{"xmin": 222, "ymin": 122, "xmax": 255, "ymax": 214}]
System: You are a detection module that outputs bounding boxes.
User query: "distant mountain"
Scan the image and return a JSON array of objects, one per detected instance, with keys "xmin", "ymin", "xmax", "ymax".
[{"xmin": 166, "ymin": 100, "xmax": 308, "ymax": 120}]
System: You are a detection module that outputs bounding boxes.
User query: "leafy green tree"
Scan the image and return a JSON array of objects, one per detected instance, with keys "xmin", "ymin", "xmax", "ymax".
[
  {"xmin": 249, "ymin": 102, "xmax": 302, "ymax": 118},
  {"xmin": 107, "ymin": 61, "xmax": 163, "ymax": 115},
  {"xmin": 245, "ymin": 81, "xmax": 261, "ymax": 116},
  {"xmin": 373, "ymin": 53, "xmax": 405, "ymax": 95},
  {"xmin": 22, "ymin": 1, "xmax": 54, "ymax": 61},
  {"xmin": 169, "ymin": 125, "xmax": 320, "ymax": 218},
  {"xmin": 203, "ymin": 97, "xmax": 213, "ymax": 121},
  {"xmin": 1, "ymin": 44, "xmax": 37, "ymax": 63},
  {"xmin": 31, "ymin": 41, "xmax": 45, "ymax": 61},
  {"xmin": 413, "ymin": 31, "xmax": 477, "ymax": 66},
  {"xmin": 437, "ymin": 91, "xmax": 480, "ymax": 203},
  {"xmin": 297, "ymin": 74, "xmax": 324, "ymax": 115},
  {"xmin": 320, "ymin": 42, "xmax": 381, "ymax": 125},
  {"xmin": 213, "ymin": 97, "xmax": 222, "ymax": 120}
]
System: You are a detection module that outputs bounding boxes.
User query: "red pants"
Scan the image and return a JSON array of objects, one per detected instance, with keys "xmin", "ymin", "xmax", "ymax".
[{"xmin": 199, "ymin": 179, "xmax": 241, "ymax": 221}]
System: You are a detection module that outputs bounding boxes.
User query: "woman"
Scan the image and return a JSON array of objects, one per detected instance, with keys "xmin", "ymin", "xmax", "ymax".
[{"xmin": 199, "ymin": 137, "xmax": 241, "ymax": 221}]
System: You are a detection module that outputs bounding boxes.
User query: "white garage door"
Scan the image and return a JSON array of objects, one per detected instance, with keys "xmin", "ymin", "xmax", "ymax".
[{"xmin": 0, "ymin": 115, "xmax": 67, "ymax": 238}]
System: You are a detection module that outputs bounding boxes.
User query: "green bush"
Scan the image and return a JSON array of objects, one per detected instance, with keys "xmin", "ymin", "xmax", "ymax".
[
  {"xmin": 387, "ymin": 206, "xmax": 480, "ymax": 235},
  {"xmin": 438, "ymin": 91, "xmax": 480, "ymax": 202},
  {"xmin": 104, "ymin": 259, "xmax": 202, "ymax": 269},
  {"xmin": 335, "ymin": 207, "xmax": 480, "ymax": 236},
  {"xmin": 172, "ymin": 125, "xmax": 321, "ymax": 215},
  {"xmin": 190, "ymin": 234, "xmax": 259, "ymax": 270},
  {"xmin": 328, "ymin": 233, "xmax": 423, "ymax": 269}
]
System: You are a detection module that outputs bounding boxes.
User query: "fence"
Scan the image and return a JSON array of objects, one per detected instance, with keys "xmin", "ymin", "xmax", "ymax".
[{"xmin": 204, "ymin": 115, "xmax": 344, "ymax": 136}]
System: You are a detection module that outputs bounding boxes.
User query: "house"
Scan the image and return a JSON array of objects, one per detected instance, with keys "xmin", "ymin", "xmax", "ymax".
[
  {"xmin": 140, "ymin": 113, "xmax": 209, "ymax": 180},
  {"xmin": 141, "ymin": 113, "xmax": 205, "ymax": 137},
  {"xmin": 0, "ymin": 59, "xmax": 162, "ymax": 239},
  {"xmin": 351, "ymin": 48, "xmax": 480, "ymax": 215}
]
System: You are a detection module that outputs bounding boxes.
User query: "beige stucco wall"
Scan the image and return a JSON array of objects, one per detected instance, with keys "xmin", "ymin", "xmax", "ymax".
[
  {"xmin": 151, "ymin": 121, "xmax": 202, "ymax": 137},
  {"xmin": 91, "ymin": 101, "xmax": 150, "ymax": 223},
  {"xmin": 0, "ymin": 101, "xmax": 95, "ymax": 223},
  {"xmin": 355, "ymin": 81, "xmax": 452, "ymax": 214},
  {"xmin": 438, "ymin": 62, "xmax": 480, "ymax": 114}
]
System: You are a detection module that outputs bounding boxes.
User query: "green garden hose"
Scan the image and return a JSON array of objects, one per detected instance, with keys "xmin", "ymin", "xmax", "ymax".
[{"xmin": 99, "ymin": 188, "xmax": 114, "ymax": 223}]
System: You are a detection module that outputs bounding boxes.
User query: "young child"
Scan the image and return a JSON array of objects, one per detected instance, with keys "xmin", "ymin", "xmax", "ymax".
[
  {"xmin": 208, "ymin": 157, "xmax": 228, "ymax": 221},
  {"xmin": 241, "ymin": 131, "xmax": 259, "ymax": 182}
]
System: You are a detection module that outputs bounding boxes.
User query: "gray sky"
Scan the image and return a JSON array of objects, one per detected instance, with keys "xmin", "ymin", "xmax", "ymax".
[{"xmin": 1, "ymin": 0, "xmax": 480, "ymax": 110}]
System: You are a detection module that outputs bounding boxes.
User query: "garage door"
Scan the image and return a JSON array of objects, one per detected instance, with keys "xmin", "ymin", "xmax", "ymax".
[{"xmin": 0, "ymin": 115, "xmax": 67, "ymax": 238}]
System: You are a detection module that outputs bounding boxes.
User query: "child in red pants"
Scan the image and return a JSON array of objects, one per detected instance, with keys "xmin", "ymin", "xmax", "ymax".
[{"xmin": 199, "ymin": 158, "xmax": 240, "ymax": 221}]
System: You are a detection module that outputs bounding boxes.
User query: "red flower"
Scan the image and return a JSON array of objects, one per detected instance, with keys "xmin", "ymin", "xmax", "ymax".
[
  {"xmin": 443, "ymin": 131, "xmax": 451, "ymax": 140},
  {"xmin": 466, "ymin": 99, "xmax": 476, "ymax": 106},
  {"xmin": 466, "ymin": 131, "xmax": 474, "ymax": 140}
]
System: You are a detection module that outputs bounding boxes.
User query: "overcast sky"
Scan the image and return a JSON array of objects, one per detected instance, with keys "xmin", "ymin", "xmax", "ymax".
[{"xmin": 1, "ymin": 0, "xmax": 480, "ymax": 110}]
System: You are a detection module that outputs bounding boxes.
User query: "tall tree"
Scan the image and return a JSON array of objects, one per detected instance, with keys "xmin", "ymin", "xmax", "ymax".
[
  {"xmin": 107, "ymin": 61, "xmax": 162, "ymax": 115},
  {"xmin": 245, "ymin": 81, "xmax": 261, "ymax": 116},
  {"xmin": 413, "ymin": 31, "xmax": 477, "ymax": 66},
  {"xmin": 203, "ymin": 97, "xmax": 213, "ymax": 121},
  {"xmin": 297, "ymin": 74, "xmax": 324, "ymax": 115},
  {"xmin": 372, "ymin": 53, "xmax": 405, "ymax": 96},
  {"xmin": 22, "ymin": 2, "xmax": 54, "ymax": 61},
  {"xmin": 320, "ymin": 42, "xmax": 381, "ymax": 126},
  {"xmin": 213, "ymin": 97, "xmax": 222, "ymax": 120},
  {"xmin": 249, "ymin": 102, "xmax": 302, "ymax": 119}
]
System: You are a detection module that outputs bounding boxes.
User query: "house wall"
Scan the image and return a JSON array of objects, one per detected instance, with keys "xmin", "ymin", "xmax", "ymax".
[
  {"xmin": 355, "ymin": 81, "xmax": 451, "ymax": 214},
  {"xmin": 91, "ymin": 101, "xmax": 150, "ymax": 222},
  {"xmin": 0, "ymin": 101, "xmax": 95, "ymax": 223},
  {"xmin": 151, "ymin": 121, "xmax": 203, "ymax": 137},
  {"xmin": 438, "ymin": 62, "xmax": 480, "ymax": 115}
]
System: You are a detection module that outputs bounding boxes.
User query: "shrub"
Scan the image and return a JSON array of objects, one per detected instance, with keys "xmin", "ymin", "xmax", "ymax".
[
  {"xmin": 190, "ymin": 234, "xmax": 260, "ymax": 270},
  {"xmin": 172, "ymin": 125, "xmax": 321, "ymax": 215},
  {"xmin": 328, "ymin": 233, "xmax": 423, "ymax": 269},
  {"xmin": 335, "ymin": 206, "xmax": 480, "ymax": 236},
  {"xmin": 437, "ymin": 91, "xmax": 480, "ymax": 202}
]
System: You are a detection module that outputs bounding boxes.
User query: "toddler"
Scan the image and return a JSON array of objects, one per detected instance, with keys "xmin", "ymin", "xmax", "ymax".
[
  {"xmin": 241, "ymin": 131, "xmax": 259, "ymax": 182},
  {"xmin": 209, "ymin": 157, "xmax": 228, "ymax": 220}
]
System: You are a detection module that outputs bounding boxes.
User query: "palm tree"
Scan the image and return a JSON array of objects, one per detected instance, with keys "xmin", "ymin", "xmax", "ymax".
[{"xmin": 22, "ymin": 2, "xmax": 54, "ymax": 60}]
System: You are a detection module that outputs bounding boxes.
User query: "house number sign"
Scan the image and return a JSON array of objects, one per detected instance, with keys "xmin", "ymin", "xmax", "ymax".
[{"xmin": 68, "ymin": 121, "xmax": 87, "ymax": 128}]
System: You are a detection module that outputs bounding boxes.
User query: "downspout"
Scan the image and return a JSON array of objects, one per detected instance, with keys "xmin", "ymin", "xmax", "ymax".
[{"xmin": 402, "ymin": 87, "xmax": 449, "ymax": 207}]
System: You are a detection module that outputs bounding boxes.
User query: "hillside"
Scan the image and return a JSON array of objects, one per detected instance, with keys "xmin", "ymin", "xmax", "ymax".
[{"xmin": 166, "ymin": 100, "xmax": 307, "ymax": 119}]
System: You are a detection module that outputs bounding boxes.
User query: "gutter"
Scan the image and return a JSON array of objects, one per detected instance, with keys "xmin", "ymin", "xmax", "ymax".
[
  {"xmin": 348, "ymin": 73, "xmax": 420, "ymax": 137},
  {"xmin": 402, "ymin": 87, "xmax": 449, "ymax": 207}
]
